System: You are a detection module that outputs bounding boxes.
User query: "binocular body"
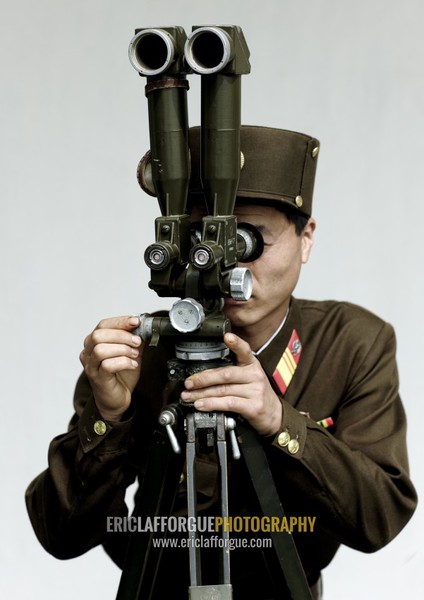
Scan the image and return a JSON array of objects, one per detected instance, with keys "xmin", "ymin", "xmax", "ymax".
[{"xmin": 130, "ymin": 26, "xmax": 261, "ymax": 352}]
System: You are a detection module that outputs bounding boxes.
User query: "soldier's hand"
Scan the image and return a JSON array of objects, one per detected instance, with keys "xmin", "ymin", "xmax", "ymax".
[
  {"xmin": 80, "ymin": 316, "xmax": 142, "ymax": 421},
  {"xmin": 180, "ymin": 332, "xmax": 283, "ymax": 436}
]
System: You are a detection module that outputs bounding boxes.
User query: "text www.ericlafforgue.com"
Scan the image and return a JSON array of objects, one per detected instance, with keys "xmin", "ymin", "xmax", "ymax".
[{"xmin": 151, "ymin": 535, "xmax": 272, "ymax": 550}]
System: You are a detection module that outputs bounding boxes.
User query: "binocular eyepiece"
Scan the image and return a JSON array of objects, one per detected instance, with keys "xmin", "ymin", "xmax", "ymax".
[
  {"xmin": 129, "ymin": 27, "xmax": 187, "ymax": 76},
  {"xmin": 185, "ymin": 27, "xmax": 234, "ymax": 74},
  {"xmin": 129, "ymin": 25, "xmax": 250, "ymax": 77},
  {"xmin": 129, "ymin": 29, "xmax": 176, "ymax": 76}
]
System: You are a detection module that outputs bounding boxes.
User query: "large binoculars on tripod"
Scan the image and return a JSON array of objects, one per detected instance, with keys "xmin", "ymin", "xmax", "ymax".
[
  {"xmin": 121, "ymin": 28, "xmax": 314, "ymax": 600},
  {"xmin": 129, "ymin": 26, "xmax": 263, "ymax": 317}
]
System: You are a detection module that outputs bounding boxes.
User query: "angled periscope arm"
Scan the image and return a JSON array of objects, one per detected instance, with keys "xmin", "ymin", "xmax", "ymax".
[
  {"xmin": 129, "ymin": 27, "xmax": 191, "ymax": 297},
  {"xmin": 185, "ymin": 26, "xmax": 252, "ymax": 301}
]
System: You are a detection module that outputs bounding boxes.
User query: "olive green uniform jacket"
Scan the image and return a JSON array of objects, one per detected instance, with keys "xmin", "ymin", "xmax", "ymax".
[{"xmin": 26, "ymin": 298, "xmax": 417, "ymax": 597}]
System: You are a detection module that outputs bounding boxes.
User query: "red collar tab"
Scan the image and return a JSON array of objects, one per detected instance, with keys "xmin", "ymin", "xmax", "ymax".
[{"xmin": 272, "ymin": 329, "xmax": 302, "ymax": 396}]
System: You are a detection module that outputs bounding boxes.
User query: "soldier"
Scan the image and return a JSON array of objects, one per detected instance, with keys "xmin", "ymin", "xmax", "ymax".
[{"xmin": 26, "ymin": 126, "xmax": 417, "ymax": 599}]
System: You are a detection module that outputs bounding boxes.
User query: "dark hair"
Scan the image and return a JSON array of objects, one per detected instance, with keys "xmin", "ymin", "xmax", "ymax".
[
  {"xmin": 280, "ymin": 206, "xmax": 309, "ymax": 236},
  {"xmin": 235, "ymin": 198, "xmax": 309, "ymax": 236}
]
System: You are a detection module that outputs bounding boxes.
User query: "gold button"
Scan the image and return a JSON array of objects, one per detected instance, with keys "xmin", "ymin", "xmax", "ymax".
[
  {"xmin": 277, "ymin": 431, "xmax": 291, "ymax": 447},
  {"xmin": 288, "ymin": 439, "xmax": 300, "ymax": 455},
  {"xmin": 312, "ymin": 146, "xmax": 319, "ymax": 159},
  {"xmin": 179, "ymin": 472, "xmax": 185, "ymax": 484},
  {"xmin": 295, "ymin": 195, "xmax": 303, "ymax": 208},
  {"xmin": 94, "ymin": 420, "xmax": 107, "ymax": 436}
]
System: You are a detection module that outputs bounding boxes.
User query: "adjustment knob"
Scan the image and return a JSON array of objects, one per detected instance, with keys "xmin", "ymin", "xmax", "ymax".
[
  {"xmin": 169, "ymin": 298, "xmax": 205, "ymax": 333},
  {"xmin": 229, "ymin": 267, "xmax": 253, "ymax": 301}
]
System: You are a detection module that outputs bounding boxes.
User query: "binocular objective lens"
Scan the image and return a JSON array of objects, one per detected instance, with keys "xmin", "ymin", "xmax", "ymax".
[
  {"xmin": 149, "ymin": 248, "xmax": 166, "ymax": 266},
  {"xmin": 194, "ymin": 248, "xmax": 211, "ymax": 267}
]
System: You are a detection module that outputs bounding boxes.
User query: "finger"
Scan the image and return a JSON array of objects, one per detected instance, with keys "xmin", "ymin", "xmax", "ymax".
[
  {"xmin": 96, "ymin": 315, "xmax": 140, "ymax": 331},
  {"xmin": 84, "ymin": 328, "xmax": 142, "ymax": 355},
  {"xmin": 183, "ymin": 336, "xmax": 256, "ymax": 391},
  {"xmin": 224, "ymin": 332, "xmax": 256, "ymax": 367},
  {"xmin": 91, "ymin": 342, "xmax": 140, "ymax": 364},
  {"xmin": 96, "ymin": 355, "xmax": 140, "ymax": 376},
  {"xmin": 181, "ymin": 381, "xmax": 246, "ymax": 402},
  {"xmin": 193, "ymin": 395, "xmax": 256, "ymax": 421},
  {"xmin": 184, "ymin": 363, "xmax": 242, "ymax": 391},
  {"xmin": 84, "ymin": 345, "xmax": 141, "ymax": 377},
  {"xmin": 193, "ymin": 392, "xmax": 282, "ymax": 436}
]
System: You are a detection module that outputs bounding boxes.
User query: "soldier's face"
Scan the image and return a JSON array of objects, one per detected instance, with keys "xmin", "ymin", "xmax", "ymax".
[{"xmin": 224, "ymin": 204, "xmax": 315, "ymax": 349}]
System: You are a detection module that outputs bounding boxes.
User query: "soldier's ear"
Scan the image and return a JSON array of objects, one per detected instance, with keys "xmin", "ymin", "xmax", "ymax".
[{"xmin": 301, "ymin": 218, "xmax": 316, "ymax": 264}]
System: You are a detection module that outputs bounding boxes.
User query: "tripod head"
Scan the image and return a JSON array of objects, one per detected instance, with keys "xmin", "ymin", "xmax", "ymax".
[{"xmin": 130, "ymin": 26, "xmax": 262, "ymax": 357}]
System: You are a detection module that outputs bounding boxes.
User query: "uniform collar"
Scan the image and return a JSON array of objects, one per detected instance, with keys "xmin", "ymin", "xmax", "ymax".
[
  {"xmin": 255, "ymin": 297, "xmax": 303, "ymax": 378},
  {"xmin": 253, "ymin": 310, "xmax": 289, "ymax": 357}
]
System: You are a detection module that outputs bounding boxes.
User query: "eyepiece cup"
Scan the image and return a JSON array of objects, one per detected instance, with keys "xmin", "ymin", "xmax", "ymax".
[
  {"xmin": 129, "ymin": 29, "xmax": 175, "ymax": 76},
  {"xmin": 185, "ymin": 27, "xmax": 233, "ymax": 74}
]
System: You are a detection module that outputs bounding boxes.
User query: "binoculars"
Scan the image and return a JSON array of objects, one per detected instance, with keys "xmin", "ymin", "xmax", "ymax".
[
  {"xmin": 130, "ymin": 25, "xmax": 263, "ymax": 354},
  {"xmin": 130, "ymin": 25, "xmax": 262, "ymax": 299}
]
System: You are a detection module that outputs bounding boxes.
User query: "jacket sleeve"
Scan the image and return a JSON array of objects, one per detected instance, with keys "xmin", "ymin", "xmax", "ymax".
[
  {"xmin": 25, "ymin": 373, "xmax": 140, "ymax": 560},
  {"xmin": 268, "ymin": 320, "xmax": 417, "ymax": 553}
]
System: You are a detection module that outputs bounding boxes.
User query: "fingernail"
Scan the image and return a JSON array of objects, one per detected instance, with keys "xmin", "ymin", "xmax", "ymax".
[
  {"xmin": 194, "ymin": 401, "xmax": 205, "ymax": 409},
  {"xmin": 129, "ymin": 316, "xmax": 140, "ymax": 326},
  {"xmin": 185, "ymin": 379, "xmax": 194, "ymax": 389}
]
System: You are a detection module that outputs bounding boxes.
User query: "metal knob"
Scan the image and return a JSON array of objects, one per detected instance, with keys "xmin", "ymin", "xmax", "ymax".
[
  {"xmin": 226, "ymin": 417, "xmax": 240, "ymax": 460},
  {"xmin": 159, "ymin": 408, "xmax": 181, "ymax": 454},
  {"xmin": 169, "ymin": 298, "xmax": 206, "ymax": 333},
  {"xmin": 229, "ymin": 267, "xmax": 253, "ymax": 301}
]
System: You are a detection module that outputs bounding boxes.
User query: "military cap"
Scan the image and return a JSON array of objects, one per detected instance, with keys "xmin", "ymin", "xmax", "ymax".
[
  {"xmin": 189, "ymin": 125, "xmax": 319, "ymax": 217},
  {"xmin": 138, "ymin": 125, "xmax": 320, "ymax": 217}
]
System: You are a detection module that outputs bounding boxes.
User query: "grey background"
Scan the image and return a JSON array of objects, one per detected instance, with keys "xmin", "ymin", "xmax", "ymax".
[{"xmin": 1, "ymin": 0, "xmax": 423, "ymax": 597}]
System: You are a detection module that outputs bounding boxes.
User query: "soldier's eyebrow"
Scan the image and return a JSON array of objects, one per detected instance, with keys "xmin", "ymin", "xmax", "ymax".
[
  {"xmin": 250, "ymin": 223, "xmax": 274, "ymax": 244},
  {"xmin": 254, "ymin": 224, "xmax": 267, "ymax": 234},
  {"xmin": 253, "ymin": 222, "xmax": 278, "ymax": 235}
]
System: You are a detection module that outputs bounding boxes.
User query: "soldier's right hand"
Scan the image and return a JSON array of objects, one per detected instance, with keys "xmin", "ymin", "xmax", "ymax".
[{"xmin": 80, "ymin": 316, "xmax": 142, "ymax": 421}]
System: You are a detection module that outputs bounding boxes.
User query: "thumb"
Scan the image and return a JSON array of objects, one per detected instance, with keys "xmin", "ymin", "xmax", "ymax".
[{"xmin": 224, "ymin": 332, "xmax": 256, "ymax": 367}]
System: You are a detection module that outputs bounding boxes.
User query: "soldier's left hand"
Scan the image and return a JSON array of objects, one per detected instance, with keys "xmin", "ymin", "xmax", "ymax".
[{"xmin": 180, "ymin": 332, "xmax": 283, "ymax": 436}]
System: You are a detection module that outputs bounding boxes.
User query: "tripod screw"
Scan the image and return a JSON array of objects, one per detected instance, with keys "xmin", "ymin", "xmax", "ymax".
[
  {"xmin": 159, "ymin": 408, "xmax": 182, "ymax": 454},
  {"xmin": 226, "ymin": 416, "xmax": 241, "ymax": 460}
]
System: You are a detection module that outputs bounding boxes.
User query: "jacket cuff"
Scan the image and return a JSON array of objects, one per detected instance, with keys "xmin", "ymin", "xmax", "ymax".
[
  {"xmin": 270, "ymin": 401, "xmax": 308, "ymax": 459},
  {"xmin": 78, "ymin": 394, "xmax": 134, "ymax": 454}
]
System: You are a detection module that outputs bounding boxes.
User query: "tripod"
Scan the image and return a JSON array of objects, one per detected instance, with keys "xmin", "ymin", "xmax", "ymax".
[{"xmin": 115, "ymin": 336, "xmax": 312, "ymax": 600}]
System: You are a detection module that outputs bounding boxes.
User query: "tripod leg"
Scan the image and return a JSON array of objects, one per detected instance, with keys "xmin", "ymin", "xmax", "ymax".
[
  {"xmin": 237, "ymin": 421, "xmax": 313, "ymax": 600},
  {"xmin": 186, "ymin": 412, "xmax": 233, "ymax": 600},
  {"xmin": 186, "ymin": 412, "xmax": 202, "ymax": 586},
  {"xmin": 216, "ymin": 413, "xmax": 231, "ymax": 585},
  {"xmin": 116, "ymin": 428, "xmax": 185, "ymax": 600}
]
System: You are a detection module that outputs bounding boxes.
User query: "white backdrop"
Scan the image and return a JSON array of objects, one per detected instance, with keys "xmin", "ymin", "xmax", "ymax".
[{"xmin": 1, "ymin": 0, "xmax": 423, "ymax": 598}]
